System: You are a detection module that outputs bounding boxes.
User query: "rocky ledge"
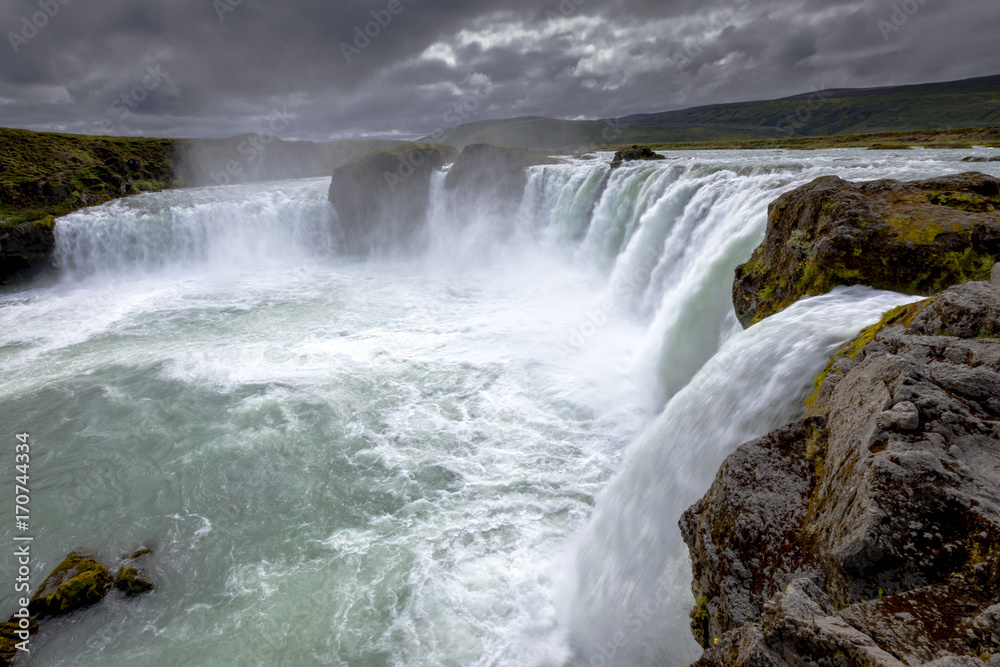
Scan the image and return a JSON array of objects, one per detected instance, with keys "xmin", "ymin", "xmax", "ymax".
[
  {"xmin": 733, "ymin": 172, "xmax": 1000, "ymax": 328},
  {"xmin": 682, "ymin": 278, "xmax": 1000, "ymax": 665}
]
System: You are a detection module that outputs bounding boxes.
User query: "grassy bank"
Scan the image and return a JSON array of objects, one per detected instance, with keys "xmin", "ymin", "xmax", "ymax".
[
  {"xmin": 0, "ymin": 128, "xmax": 178, "ymax": 228},
  {"xmin": 625, "ymin": 125, "xmax": 1000, "ymax": 152}
]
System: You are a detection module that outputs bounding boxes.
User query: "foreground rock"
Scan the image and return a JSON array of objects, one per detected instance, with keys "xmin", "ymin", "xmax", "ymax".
[
  {"xmin": 682, "ymin": 280, "xmax": 1000, "ymax": 665},
  {"xmin": 0, "ymin": 549, "xmax": 153, "ymax": 665},
  {"xmin": 609, "ymin": 144, "xmax": 665, "ymax": 169},
  {"xmin": 328, "ymin": 143, "xmax": 456, "ymax": 254},
  {"xmin": 733, "ymin": 172, "xmax": 1000, "ymax": 327}
]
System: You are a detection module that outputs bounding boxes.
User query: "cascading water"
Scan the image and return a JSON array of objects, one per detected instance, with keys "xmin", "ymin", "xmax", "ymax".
[{"xmin": 2, "ymin": 151, "xmax": 999, "ymax": 666}]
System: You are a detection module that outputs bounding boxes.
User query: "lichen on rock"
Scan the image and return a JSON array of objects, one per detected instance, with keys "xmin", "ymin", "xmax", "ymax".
[
  {"xmin": 684, "ymin": 279, "xmax": 1000, "ymax": 664},
  {"xmin": 733, "ymin": 172, "xmax": 1000, "ymax": 327}
]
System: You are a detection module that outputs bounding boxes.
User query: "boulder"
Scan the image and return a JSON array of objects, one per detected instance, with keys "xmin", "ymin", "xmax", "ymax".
[
  {"xmin": 962, "ymin": 156, "xmax": 1000, "ymax": 162},
  {"xmin": 445, "ymin": 143, "xmax": 559, "ymax": 202},
  {"xmin": 993, "ymin": 262, "xmax": 1000, "ymax": 284},
  {"xmin": 114, "ymin": 567, "xmax": 155, "ymax": 596},
  {"xmin": 609, "ymin": 144, "xmax": 665, "ymax": 169},
  {"xmin": 683, "ymin": 280, "xmax": 1000, "ymax": 664},
  {"xmin": 28, "ymin": 551, "xmax": 110, "ymax": 617},
  {"xmin": 328, "ymin": 143, "xmax": 456, "ymax": 255},
  {"xmin": 733, "ymin": 172, "xmax": 1000, "ymax": 327}
]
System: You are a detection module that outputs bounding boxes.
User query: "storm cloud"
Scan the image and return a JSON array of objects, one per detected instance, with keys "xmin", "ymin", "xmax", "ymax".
[{"xmin": 0, "ymin": 0, "xmax": 996, "ymax": 140}]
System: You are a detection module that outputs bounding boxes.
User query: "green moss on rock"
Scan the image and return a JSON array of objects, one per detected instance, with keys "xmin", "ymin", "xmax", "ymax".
[
  {"xmin": 114, "ymin": 567, "xmax": 155, "ymax": 596},
  {"xmin": 28, "ymin": 551, "xmax": 110, "ymax": 617},
  {"xmin": 733, "ymin": 172, "xmax": 1000, "ymax": 327}
]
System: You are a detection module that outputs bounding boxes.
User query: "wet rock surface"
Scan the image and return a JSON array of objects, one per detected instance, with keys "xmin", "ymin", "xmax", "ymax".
[{"xmin": 684, "ymin": 280, "xmax": 1000, "ymax": 665}]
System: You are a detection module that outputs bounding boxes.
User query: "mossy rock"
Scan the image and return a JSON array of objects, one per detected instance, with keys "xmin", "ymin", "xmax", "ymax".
[
  {"xmin": 0, "ymin": 617, "xmax": 38, "ymax": 666},
  {"xmin": 733, "ymin": 172, "xmax": 1000, "ymax": 327},
  {"xmin": 28, "ymin": 551, "xmax": 110, "ymax": 618},
  {"xmin": 114, "ymin": 567, "xmax": 155, "ymax": 596}
]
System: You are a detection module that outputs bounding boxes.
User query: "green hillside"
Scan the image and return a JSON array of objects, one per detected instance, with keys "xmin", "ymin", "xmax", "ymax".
[{"xmin": 424, "ymin": 74, "xmax": 1000, "ymax": 151}]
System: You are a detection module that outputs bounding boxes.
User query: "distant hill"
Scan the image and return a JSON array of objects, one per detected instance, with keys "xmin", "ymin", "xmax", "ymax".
[{"xmin": 422, "ymin": 74, "xmax": 1000, "ymax": 151}]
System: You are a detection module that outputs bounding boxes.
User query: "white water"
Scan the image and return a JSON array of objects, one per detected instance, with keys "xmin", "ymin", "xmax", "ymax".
[{"xmin": 1, "ymin": 148, "xmax": 998, "ymax": 666}]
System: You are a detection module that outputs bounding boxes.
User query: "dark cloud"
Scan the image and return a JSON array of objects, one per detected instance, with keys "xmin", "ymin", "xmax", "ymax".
[{"xmin": 0, "ymin": 0, "xmax": 995, "ymax": 140}]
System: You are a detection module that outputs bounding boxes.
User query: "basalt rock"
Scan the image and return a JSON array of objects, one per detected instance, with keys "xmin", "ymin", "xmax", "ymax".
[
  {"xmin": 733, "ymin": 172, "xmax": 1000, "ymax": 327},
  {"xmin": 683, "ymin": 280, "xmax": 1000, "ymax": 664},
  {"xmin": 0, "ymin": 218, "xmax": 58, "ymax": 284},
  {"xmin": 328, "ymin": 143, "xmax": 456, "ymax": 255},
  {"xmin": 609, "ymin": 144, "xmax": 665, "ymax": 169}
]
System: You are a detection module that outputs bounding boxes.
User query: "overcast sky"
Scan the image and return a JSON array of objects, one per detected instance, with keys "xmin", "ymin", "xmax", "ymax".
[{"xmin": 0, "ymin": 0, "xmax": 996, "ymax": 141}]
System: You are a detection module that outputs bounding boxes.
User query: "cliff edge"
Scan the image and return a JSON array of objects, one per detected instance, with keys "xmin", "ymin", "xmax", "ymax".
[{"xmin": 682, "ymin": 279, "xmax": 1000, "ymax": 664}]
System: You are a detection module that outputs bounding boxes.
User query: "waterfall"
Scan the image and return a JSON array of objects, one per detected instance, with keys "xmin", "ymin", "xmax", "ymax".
[
  {"xmin": 54, "ymin": 179, "xmax": 340, "ymax": 278},
  {"xmin": 562, "ymin": 286, "xmax": 920, "ymax": 665},
  {"xmin": 39, "ymin": 149, "xmax": 987, "ymax": 665}
]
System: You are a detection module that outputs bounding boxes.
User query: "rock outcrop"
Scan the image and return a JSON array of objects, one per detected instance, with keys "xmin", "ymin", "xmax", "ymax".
[
  {"xmin": 0, "ymin": 549, "xmax": 153, "ymax": 666},
  {"xmin": 327, "ymin": 143, "xmax": 456, "ymax": 254},
  {"xmin": 445, "ymin": 143, "xmax": 559, "ymax": 201},
  {"xmin": 0, "ymin": 218, "xmax": 58, "ymax": 284},
  {"xmin": 610, "ymin": 144, "xmax": 665, "ymax": 169},
  {"xmin": 733, "ymin": 172, "xmax": 1000, "ymax": 327},
  {"xmin": 682, "ymin": 280, "xmax": 1000, "ymax": 665}
]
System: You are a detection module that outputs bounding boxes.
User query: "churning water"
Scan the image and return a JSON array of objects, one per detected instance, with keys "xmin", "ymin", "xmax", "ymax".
[{"xmin": 2, "ymin": 149, "xmax": 998, "ymax": 666}]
